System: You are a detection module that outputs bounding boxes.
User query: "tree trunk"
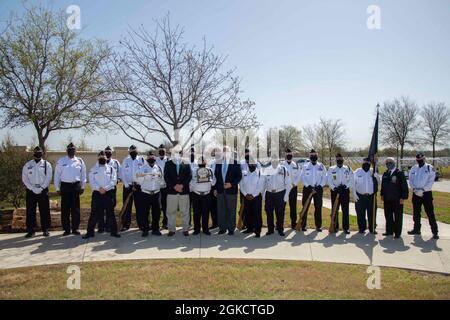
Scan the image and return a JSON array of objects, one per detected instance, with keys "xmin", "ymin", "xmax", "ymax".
[
  {"xmin": 432, "ymin": 138, "xmax": 436, "ymax": 166},
  {"xmin": 37, "ymin": 129, "xmax": 46, "ymax": 154},
  {"xmin": 399, "ymin": 144, "xmax": 404, "ymax": 169}
]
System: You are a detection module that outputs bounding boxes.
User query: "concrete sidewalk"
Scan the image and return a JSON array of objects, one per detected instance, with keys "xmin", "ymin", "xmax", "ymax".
[
  {"xmin": 299, "ymin": 193, "xmax": 450, "ymax": 238},
  {"xmin": 0, "ymin": 228, "xmax": 448, "ymax": 274}
]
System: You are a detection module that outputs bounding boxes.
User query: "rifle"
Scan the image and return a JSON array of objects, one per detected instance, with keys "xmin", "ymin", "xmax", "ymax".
[
  {"xmin": 119, "ymin": 188, "xmax": 134, "ymax": 228},
  {"xmin": 328, "ymin": 193, "xmax": 340, "ymax": 233},
  {"xmin": 295, "ymin": 189, "xmax": 317, "ymax": 231},
  {"xmin": 237, "ymin": 201, "xmax": 245, "ymax": 230}
]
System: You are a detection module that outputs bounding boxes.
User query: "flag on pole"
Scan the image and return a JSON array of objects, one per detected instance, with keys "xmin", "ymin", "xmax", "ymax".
[{"xmin": 368, "ymin": 104, "xmax": 379, "ymax": 162}]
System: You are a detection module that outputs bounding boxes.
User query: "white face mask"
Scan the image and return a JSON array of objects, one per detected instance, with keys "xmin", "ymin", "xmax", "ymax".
[{"xmin": 174, "ymin": 153, "xmax": 181, "ymax": 161}]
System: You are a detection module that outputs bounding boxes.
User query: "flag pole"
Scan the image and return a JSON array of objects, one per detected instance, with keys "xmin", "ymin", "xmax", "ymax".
[{"xmin": 371, "ymin": 104, "xmax": 380, "ymax": 234}]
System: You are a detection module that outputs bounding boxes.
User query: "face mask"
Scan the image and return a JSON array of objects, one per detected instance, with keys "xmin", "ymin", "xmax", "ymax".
[
  {"xmin": 286, "ymin": 154, "xmax": 293, "ymax": 161},
  {"xmin": 159, "ymin": 150, "xmax": 165, "ymax": 157},
  {"xmin": 130, "ymin": 151, "xmax": 137, "ymax": 159},
  {"xmin": 249, "ymin": 165, "xmax": 256, "ymax": 172},
  {"xmin": 386, "ymin": 163, "xmax": 395, "ymax": 171},
  {"xmin": 199, "ymin": 163, "xmax": 206, "ymax": 168},
  {"xmin": 174, "ymin": 153, "xmax": 181, "ymax": 161},
  {"xmin": 310, "ymin": 155, "xmax": 318, "ymax": 163},
  {"xmin": 215, "ymin": 152, "xmax": 222, "ymax": 160},
  {"xmin": 271, "ymin": 160, "xmax": 279, "ymax": 168},
  {"xmin": 67, "ymin": 149, "xmax": 75, "ymax": 157},
  {"xmin": 147, "ymin": 158, "xmax": 155, "ymax": 165},
  {"xmin": 245, "ymin": 155, "xmax": 250, "ymax": 162},
  {"xmin": 98, "ymin": 158, "xmax": 106, "ymax": 165},
  {"xmin": 224, "ymin": 152, "xmax": 230, "ymax": 159},
  {"xmin": 417, "ymin": 159, "xmax": 425, "ymax": 167},
  {"xmin": 336, "ymin": 159, "xmax": 344, "ymax": 166},
  {"xmin": 105, "ymin": 151, "xmax": 112, "ymax": 159},
  {"xmin": 33, "ymin": 152, "xmax": 43, "ymax": 160},
  {"xmin": 190, "ymin": 154, "xmax": 195, "ymax": 162},
  {"xmin": 362, "ymin": 163, "xmax": 371, "ymax": 172}
]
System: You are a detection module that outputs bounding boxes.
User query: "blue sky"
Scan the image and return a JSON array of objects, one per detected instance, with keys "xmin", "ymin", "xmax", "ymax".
[{"xmin": 1, "ymin": 0, "xmax": 449, "ymax": 151}]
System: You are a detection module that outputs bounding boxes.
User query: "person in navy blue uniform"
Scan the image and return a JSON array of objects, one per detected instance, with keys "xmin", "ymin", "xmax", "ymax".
[{"xmin": 380, "ymin": 157, "xmax": 409, "ymax": 238}]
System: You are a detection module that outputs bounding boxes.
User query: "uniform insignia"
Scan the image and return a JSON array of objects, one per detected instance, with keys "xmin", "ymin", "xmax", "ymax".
[{"xmin": 391, "ymin": 176, "xmax": 397, "ymax": 183}]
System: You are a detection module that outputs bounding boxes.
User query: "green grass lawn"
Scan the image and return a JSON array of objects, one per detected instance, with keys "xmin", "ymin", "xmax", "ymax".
[{"xmin": 1, "ymin": 259, "xmax": 449, "ymax": 299}]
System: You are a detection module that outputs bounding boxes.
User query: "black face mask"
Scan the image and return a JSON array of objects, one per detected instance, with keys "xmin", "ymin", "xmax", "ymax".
[
  {"xmin": 417, "ymin": 160, "xmax": 425, "ymax": 167},
  {"xmin": 67, "ymin": 149, "xmax": 75, "ymax": 157},
  {"xmin": 336, "ymin": 159, "xmax": 344, "ymax": 166},
  {"xmin": 199, "ymin": 163, "xmax": 206, "ymax": 168},
  {"xmin": 286, "ymin": 154, "xmax": 293, "ymax": 161},
  {"xmin": 245, "ymin": 155, "xmax": 250, "ymax": 162},
  {"xmin": 310, "ymin": 155, "xmax": 318, "ymax": 163},
  {"xmin": 130, "ymin": 151, "xmax": 137, "ymax": 159},
  {"xmin": 190, "ymin": 154, "xmax": 195, "ymax": 162},
  {"xmin": 249, "ymin": 165, "xmax": 256, "ymax": 172},
  {"xmin": 147, "ymin": 158, "xmax": 155, "ymax": 165},
  {"xmin": 159, "ymin": 150, "xmax": 165, "ymax": 157},
  {"xmin": 33, "ymin": 152, "xmax": 43, "ymax": 161},
  {"xmin": 105, "ymin": 151, "xmax": 112, "ymax": 159},
  {"xmin": 362, "ymin": 163, "xmax": 371, "ymax": 172},
  {"xmin": 98, "ymin": 158, "xmax": 106, "ymax": 165}
]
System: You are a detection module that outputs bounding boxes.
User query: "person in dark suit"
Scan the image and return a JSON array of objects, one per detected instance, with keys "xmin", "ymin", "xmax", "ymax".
[
  {"xmin": 380, "ymin": 157, "xmax": 409, "ymax": 238},
  {"xmin": 212, "ymin": 146, "xmax": 242, "ymax": 235},
  {"xmin": 164, "ymin": 145, "xmax": 192, "ymax": 237}
]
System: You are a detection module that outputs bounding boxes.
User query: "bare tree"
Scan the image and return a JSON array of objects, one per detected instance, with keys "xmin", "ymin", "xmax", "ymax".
[
  {"xmin": 421, "ymin": 102, "xmax": 450, "ymax": 165},
  {"xmin": 0, "ymin": 5, "xmax": 110, "ymax": 153},
  {"xmin": 380, "ymin": 96, "xmax": 419, "ymax": 163},
  {"xmin": 303, "ymin": 118, "xmax": 345, "ymax": 165},
  {"xmin": 102, "ymin": 15, "xmax": 258, "ymax": 151},
  {"xmin": 278, "ymin": 125, "xmax": 303, "ymax": 154}
]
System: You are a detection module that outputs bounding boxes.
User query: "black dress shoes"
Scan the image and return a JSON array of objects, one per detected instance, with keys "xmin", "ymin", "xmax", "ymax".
[{"xmin": 25, "ymin": 232, "xmax": 34, "ymax": 238}]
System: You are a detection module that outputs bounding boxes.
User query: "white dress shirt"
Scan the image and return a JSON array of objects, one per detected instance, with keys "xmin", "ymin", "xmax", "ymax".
[
  {"xmin": 54, "ymin": 156, "xmax": 87, "ymax": 191},
  {"xmin": 89, "ymin": 163, "xmax": 117, "ymax": 192},
  {"xmin": 156, "ymin": 156, "xmax": 168, "ymax": 188},
  {"xmin": 190, "ymin": 166, "xmax": 216, "ymax": 194},
  {"xmin": 300, "ymin": 162, "xmax": 327, "ymax": 187},
  {"xmin": 353, "ymin": 168, "xmax": 380, "ymax": 196},
  {"xmin": 136, "ymin": 163, "xmax": 163, "ymax": 193},
  {"xmin": 409, "ymin": 163, "xmax": 435, "ymax": 192},
  {"xmin": 22, "ymin": 159, "xmax": 52, "ymax": 194},
  {"xmin": 121, "ymin": 156, "xmax": 145, "ymax": 188},
  {"xmin": 263, "ymin": 164, "xmax": 292, "ymax": 202},
  {"xmin": 240, "ymin": 168, "xmax": 265, "ymax": 197},
  {"xmin": 106, "ymin": 158, "xmax": 121, "ymax": 182},
  {"xmin": 327, "ymin": 165, "xmax": 354, "ymax": 190},
  {"xmin": 281, "ymin": 160, "xmax": 301, "ymax": 187}
]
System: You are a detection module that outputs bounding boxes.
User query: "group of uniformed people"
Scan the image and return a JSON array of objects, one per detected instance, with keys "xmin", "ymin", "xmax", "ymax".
[{"xmin": 21, "ymin": 143, "xmax": 440, "ymax": 240}]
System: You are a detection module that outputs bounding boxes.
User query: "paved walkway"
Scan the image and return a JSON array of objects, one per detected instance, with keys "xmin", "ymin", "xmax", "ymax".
[
  {"xmin": 0, "ymin": 227, "xmax": 448, "ymax": 274},
  {"xmin": 432, "ymin": 179, "xmax": 450, "ymax": 193}
]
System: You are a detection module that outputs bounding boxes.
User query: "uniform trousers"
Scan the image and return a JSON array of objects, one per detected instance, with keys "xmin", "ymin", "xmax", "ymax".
[
  {"xmin": 217, "ymin": 193, "xmax": 237, "ymax": 233},
  {"xmin": 384, "ymin": 199, "xmax": 403, "ymax": 236},
  {"xmin": 192, "ymin": 192, "xmax": 210, "ymax": 233},
  {"xmin": 25, "ymin": 188, "xmax": 51, "ymax": 233},
  {"xmin": 355, "ymin": 192, "xmax": 375, "ymax": 232},
  {"xmin": 330, "ymin": 188, "xmax": 350, "ymax": 231},
  {"xmin": 86, "ymin": 190, "xmax": 117, "ymax": 235},
  {"xmin": 265, "ymin": 190, "xmax": 285, "ymax": 233},
  {"xmin": 140, "ymin": 192, "xmax": 161, "ymax": 232},
  {"xmin": 301, "ymin": 186, "xmax": 323, "ymax": 229},
  {"xmin": 412, "ymin": 192, "xmax": 438, "ymax": 234},
  {"xmin": 60, "ymin": 181, "xmax": 81, "ymax": 233},
  {"xmin": 243, "ymin": 194, "xmax": 262, "ymax": 235}
]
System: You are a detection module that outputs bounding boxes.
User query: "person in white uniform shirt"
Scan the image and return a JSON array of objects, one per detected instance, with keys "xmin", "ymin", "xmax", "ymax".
[
  {"xmin": 263, "ymin": 153, "xmax": 291, "ymax": 236},
  {"xmin": 239, "ymin": 148, "xmax": 261, "ymax": 230},
  {"xmin": 54, "ymin": 143, "xmax": 86, "ymax": 236},
  {"xmin": 407, "ymin": 153, "xmax": 439, "ymax": 239},
  {"xmin": 135, "ymin": 151, "xmax": 164, "ymax": 237},
  {"xmin": 120, "ymin": 144, "xmax": 145, "ymax": 231},
  {"xmin": 21, "ymin": 146, "xmax": 52, "ymax": 238},
  {"xmin": 353, "ymin": 157, "xmax": 380, "ymax": 234},
  {"xmin": 156, "ymin": 144, "xmax": 169, "ymax": 229},
  {"xmin": 240, "ymin": 156, "xmax": 265, "ymax": 238},
  {"xmin": 190, "ymin": 156, "xmax": 215, "ymax": 235},
  {"xmin": 299, "ymin": 149, "xmax": 327, "ymax": 232},
  {"xmin": 327, "ymin": 153, "xmax": 354, "ymax": 234},
  {"xmin": 83, "ymin": 151, "xmax": 120, "ymax": 239},
  {"xmin": 281, "ymin": 148, "xmax": 301, "ymax": 229},
  {"xmin": 97, "ymin": 146, "xmax": 121, "ymax": 233}
]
